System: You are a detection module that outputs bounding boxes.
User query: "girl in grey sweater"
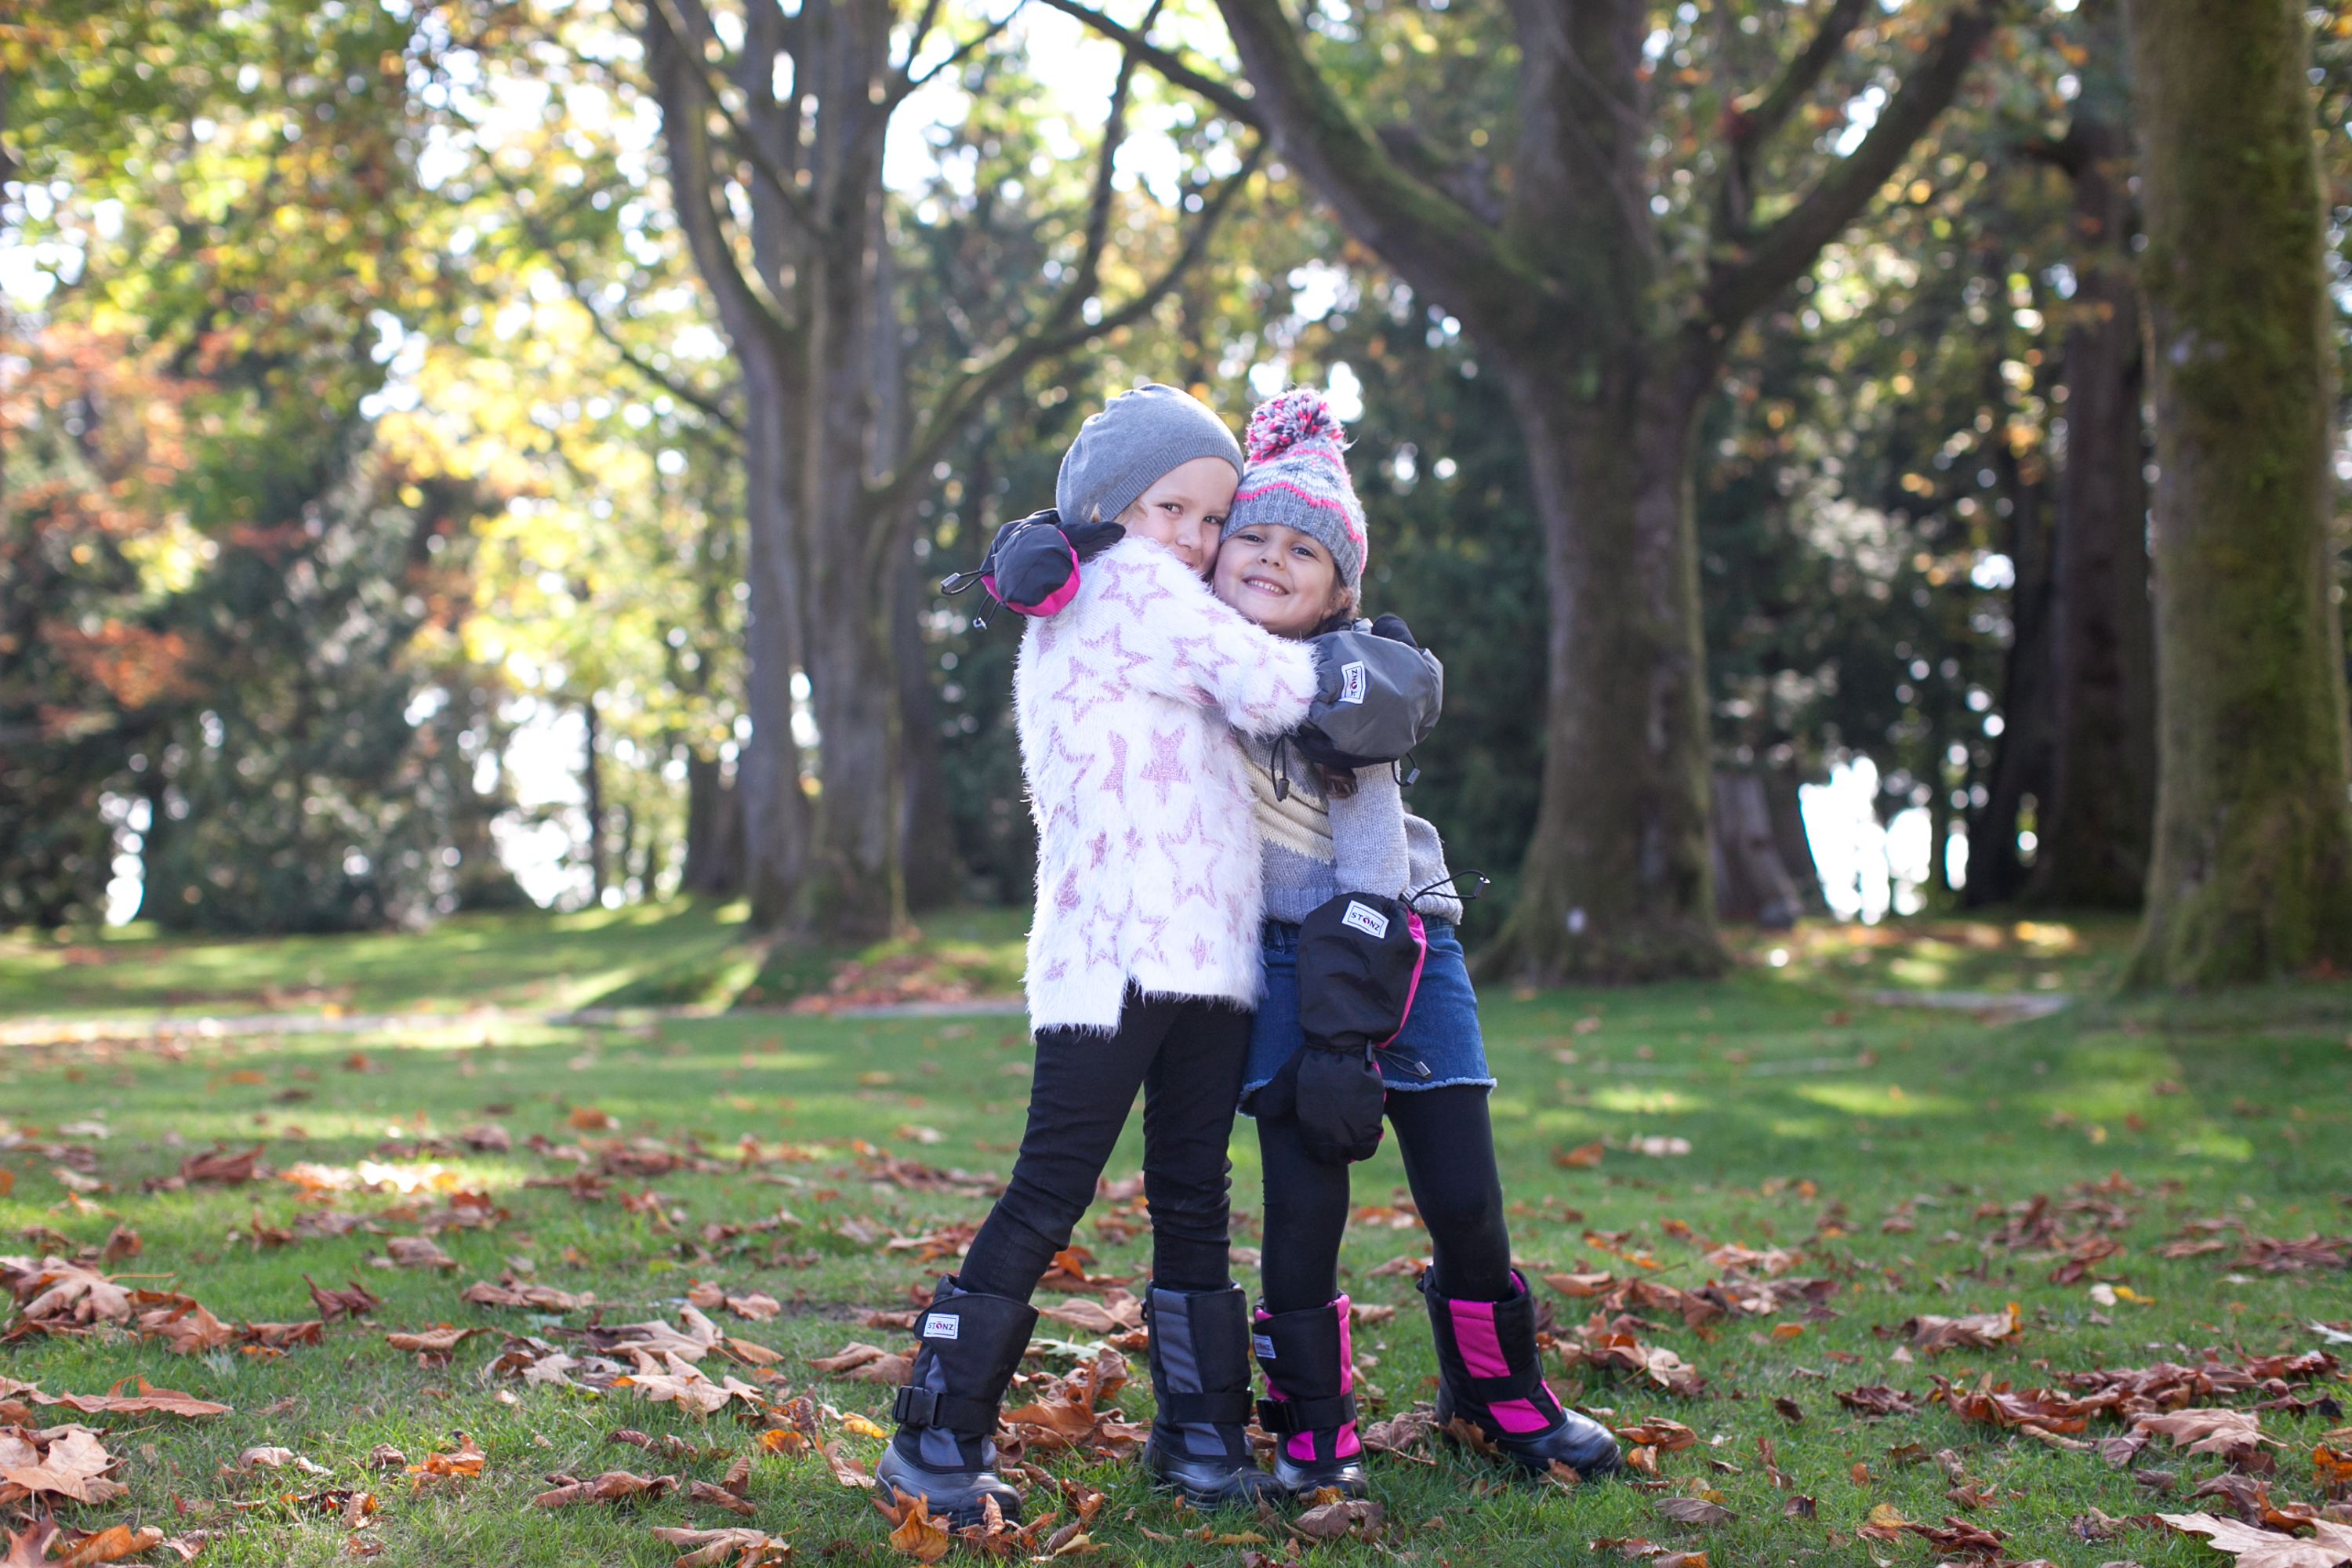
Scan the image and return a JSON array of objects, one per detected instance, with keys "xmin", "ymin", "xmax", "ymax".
[{"xmin": 1210, "ymin": 388, "xmax": 1621, "ymax": 1498}]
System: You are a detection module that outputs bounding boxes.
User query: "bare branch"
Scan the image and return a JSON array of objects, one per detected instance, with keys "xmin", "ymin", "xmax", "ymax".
[
  {"xmin": 873, "ymin": 138, "xmax": 1269, "ymax": 526},
  {"xmin": 1704, "ymin": 0, "xmax": 2000, "ymax": 330},
  {"xmin": 483, "ymin": 171, "xmax": 745, "ymax": 437},
  {"xmin": 897, "ymin": 9, "xmax": 1022, "ymax": 100},
  {"xmin": 1031, "ymin": 0, "xmax": 1263, "ymax": 125},
  {"xmin": 1712, "ymin": 0, "xmax": 1867, "ymax": 238},
  {"xmin": 639, "ymin": 0, "xmax": 822, "ymax": 234},
  {"xmin": 1210, "ymin": 0, "xmax": 1536, "ymax": 334},
  {"xmin": 644, "ymin": 0, "xmax": 800, "ymax": 361},
  {"xmin": 1734, "ymin": 0, "xmax": 1869, "ymax": 156}
]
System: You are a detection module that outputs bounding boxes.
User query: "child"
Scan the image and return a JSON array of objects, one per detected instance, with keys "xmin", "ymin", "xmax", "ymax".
[
  {"xmin": 880, "ymin": 385, "xmax": 1442, "ymax": 1524},
  {"xmin": 1210, "ymin": 387, "xmax": 1623, "ymax": 1496}
]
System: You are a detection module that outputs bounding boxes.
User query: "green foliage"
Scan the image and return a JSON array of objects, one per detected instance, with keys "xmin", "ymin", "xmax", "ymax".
[{"xmin": 2, "ymin": 0, "xmax": 528, "ymax": 931}]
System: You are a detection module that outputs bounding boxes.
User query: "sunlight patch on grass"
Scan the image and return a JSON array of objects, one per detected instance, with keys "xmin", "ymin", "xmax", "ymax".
[
  {"xmin": 1794, "ymin": 1081, "xmax": 1959, "ymax": 1116},
  {"xmin": 2172, "ymin": 1130, "xmax": 2256, "ymax": 1161},
  {"xmin": 1588, "ymin": 1084, "xmax": 1701, "ymax": 1114}
]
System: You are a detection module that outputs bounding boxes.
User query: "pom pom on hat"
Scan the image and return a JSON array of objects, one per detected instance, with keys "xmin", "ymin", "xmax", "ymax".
[{"xmin": 1246, "ymin": 387, "xmax": 1345, "ymax": 463}]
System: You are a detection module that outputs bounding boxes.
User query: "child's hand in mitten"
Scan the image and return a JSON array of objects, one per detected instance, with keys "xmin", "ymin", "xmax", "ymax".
[
  {"xmin": 944, "ymin": 508, "xmax": 1125, "ymax": 617},
  {"xmin": 1298, "ymin": 627, "xmax": 1443, "ymax": 768}
]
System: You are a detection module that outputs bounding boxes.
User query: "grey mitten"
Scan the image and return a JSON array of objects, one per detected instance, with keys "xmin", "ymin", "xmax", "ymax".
[{"xmin": 1297, "ymin": 628, "xmax": 1443, "ymax": 769}]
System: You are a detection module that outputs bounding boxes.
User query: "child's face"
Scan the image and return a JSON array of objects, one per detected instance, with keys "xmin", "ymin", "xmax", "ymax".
[
  {"xmin": 1115, "ymin": 456, "xmax": 1237, "ymax": 575},
  {"xmin": 1211, "ymin": 520, "xmax": 1346, "ymax": 637}
]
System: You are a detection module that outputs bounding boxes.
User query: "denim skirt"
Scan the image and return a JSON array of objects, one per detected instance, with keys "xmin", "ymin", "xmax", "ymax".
[{"xmin": 1239, "ymin": 917, "xmax": 1495, "ymax": 1113}]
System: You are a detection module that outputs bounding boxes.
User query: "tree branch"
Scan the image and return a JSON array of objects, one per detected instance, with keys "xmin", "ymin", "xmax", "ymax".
[
  {"xmin": 896, "ymin": 9, "xmax": 1021, "ymax": 101},
  {"xmin": 640, "ymin": 0, "xmax": 821, "ymax": 235},
  {"xmin": 1734, "ymin": 0, "xmax": 1868, "ymax": 154},
  {"xmin": 1209, "ymin": 0, "xmax": 1538, "ymax": 334},
  {"xmin": 489, "ymin": 174, "xmax": 745, "ymax": 437},
  {"xmin": 644, "ymin": 1, "xmax": 800, "ymax": 363},
  {"xmin": 1031, "ymin": 0, "xmax": 1263, "ymax": 125},
  {"xmin": 1704, "ymin": 0, "xmax": 2000, "ymax": 330},
  {"xmin": 871, "ymin": 138, "xmax": 1268, "ymax": 529}
]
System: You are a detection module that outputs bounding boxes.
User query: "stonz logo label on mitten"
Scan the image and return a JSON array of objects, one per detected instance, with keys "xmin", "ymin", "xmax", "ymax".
[
  {"xmin": 1340, "ymin": 900, "xmax": 1390, "ymax": 940},
  {"xmin": 1254, "ymin": 1334, "xmax": 1276, "ymax": 1359},
  {"xmin": 922, "ymin": 1312, "xmax": 960, "ymax": 1340},
  {"xmin": 1339, "ymin": 661, "xmax": 1368, "ymax": 705}
]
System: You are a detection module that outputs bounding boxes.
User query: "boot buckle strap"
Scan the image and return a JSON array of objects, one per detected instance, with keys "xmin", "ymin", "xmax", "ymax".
[
  {"xmin": 1156, "ymin": 1389, "xmax": 1253, "ymax": 1426},
  {"xmin": 1454, "ymin": 1372, "xmax": 1540, "ymax": 1405},
  {"xmin": 892, "ymin": 1385, "xmax": 999, "ymax": 1436},
  {"xmin": 1255, "ymin": 1392, "xmax": 1357, "ymax": 1435}
]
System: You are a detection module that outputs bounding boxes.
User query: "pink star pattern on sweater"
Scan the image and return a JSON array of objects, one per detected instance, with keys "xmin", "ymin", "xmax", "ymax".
[
  {"xmin": 1013, "ymin": 536, "xmax": 1320, "ymax": 1032},
  {"xmin": 1094, "ymin": 554, "xmax": 1177, "ymax": 619},
  {"xmin": 1138, "ymin": 728, "xmax": 1189, "ymax": 805},
  {"xmin": 1100, "ymin": 732, "xmax": 1129, "ymax": 806}
]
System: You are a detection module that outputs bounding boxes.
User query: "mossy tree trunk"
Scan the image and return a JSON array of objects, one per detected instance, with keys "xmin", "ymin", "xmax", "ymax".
[
  {"xmin": 1056, "ymin": 0, "xmax": 1996, "ymax": 978},
  {"xmin": 2121, "ymin": 0, "xmax": 2352, "ymax": 985}
]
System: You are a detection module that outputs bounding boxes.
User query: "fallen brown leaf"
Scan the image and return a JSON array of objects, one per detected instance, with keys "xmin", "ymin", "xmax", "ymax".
[
  {"xmin": 38, "ymin": 1523, "xmax": 165, "ymax": 1567},
  {"xmin": 875, "ymin": 1487, "xmax": 953, "ymax": 1563},
  {"xmin": 2141, "ymin": 1408, "xmax": 2267, "ymax": 1457},
  {"xmin": 386, "ymin": 1236, "xmax": 456, "ymax": 1271},
  {"xmin": 303, "ymin": 1276, "xmax": 381, "ymax": 1321},
  {"xmin": 407, "ymin": 1433, "xmax": 486, "ymax": 1481},
  {"xmin": 1654, "ymin": 1497, "xmax": 1733, "ymax": 1526},
  {"xmin": 1900, "ymin": 1304, "xmax": 2021, "ymax": 1352},
  {"xmin": 649, "ymin": 1526, "xmax": 797, "ymax": 1567},
  {"xmin": 2158, "ymin": 1512, "xmax": 2352, "ymax": 1568},
  {"xmin": 532, "ymin": 1469, "xmax": 676, "ymax": 1508},
  {"xmin": 1293, "ymin": 1498, "xmax": 1385, "ymax": 1540},
  {"xmin": 0, "ymin": 1428, "xmax": 125, "ymax": 1505}
]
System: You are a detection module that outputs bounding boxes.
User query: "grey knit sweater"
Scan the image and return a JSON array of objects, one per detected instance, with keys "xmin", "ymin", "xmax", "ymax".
[{"xmin": 1239, "ymin": 731, "xmax": 1467, "ymax": 927}]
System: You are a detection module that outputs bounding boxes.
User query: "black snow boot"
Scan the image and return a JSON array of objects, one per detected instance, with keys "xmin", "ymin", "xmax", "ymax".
[
  {"xmin": 1421, "ymin": 1269, "xmax": 1621, "ymax": 1479},
  {"xmin": 1251, "ymin": 1294, "xmax": 1369, "ymax": 1497},
  {"xmin": 875, "ymin": 1276, "xmax": 1039, "ymax": 1526},
  {"xmin": 1141, "ymin": 1281, "xmax": 1280, "ymax": 1506}
]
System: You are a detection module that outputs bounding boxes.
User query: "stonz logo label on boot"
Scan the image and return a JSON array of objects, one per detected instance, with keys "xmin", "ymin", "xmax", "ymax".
[
  {"xmin": 1340, "ymin": 900, "xmax": 1389, "ymax": 939},
  {"xmin": 922, "ymin": 1312, "xmax": 960, "ymax": 1340},
  {"xmin": 1253, "ymin": 1334, "xmax": 1276, "ymax": 1359},
  {"xmin": 1339, "ymin": 661, "xmax": 1368, "ymax": 705}
]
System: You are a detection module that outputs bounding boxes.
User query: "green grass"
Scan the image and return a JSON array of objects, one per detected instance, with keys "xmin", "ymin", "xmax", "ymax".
[{"xmin": 2, "ymin": 905, "xmax": 2349, "ymax": 1565}]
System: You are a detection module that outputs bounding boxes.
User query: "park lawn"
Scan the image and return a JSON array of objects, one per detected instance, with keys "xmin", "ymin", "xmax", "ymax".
[
  {"xmin": 0, "ymin": 906, "xmax": 2344, "ymax": 1566},
  {"xmin": 0, "ymin": 902, "xmax": 1031, "ymax": 1020}
]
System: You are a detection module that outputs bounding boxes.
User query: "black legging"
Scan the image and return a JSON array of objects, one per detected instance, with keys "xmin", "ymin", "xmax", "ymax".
[
  {"xmin": 1257, "ymin": 1083, "xmax": 1512, "ymax": 1314},
  {"xmin": 958, "ymin": 987, "xmax": 1252, "ymax": 1301}
]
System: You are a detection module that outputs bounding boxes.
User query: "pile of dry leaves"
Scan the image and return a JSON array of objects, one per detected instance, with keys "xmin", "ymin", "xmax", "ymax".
[{"xmin": 1, "ymin": 1257, "xmax": 320, "ymax": 1356}]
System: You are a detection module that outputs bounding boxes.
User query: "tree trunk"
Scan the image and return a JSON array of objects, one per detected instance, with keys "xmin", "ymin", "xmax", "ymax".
[
  {"xmin": 2122, "ymin": 0, "xmax": 2352, "ymax": 985},
  {"xmin": 581, "ymin": 698, "xmax": 604, "ymax": 903},
  {"xmin": 1196, "ymin": 0, "xmax": 1994, "ymax": 980},
  {"xmin": 1712, "ymin": 769, "xmax": 1804, "ymax": 927},
  {"xmin": 893, "ymin": 524, "xmax": 958, "ymax": 910},
  {"xmin": 2029, "ymin": 27, "xmax": 2157, "ymax": 909},
  {"xmin": 1487, "ymin": 345, "xmax": 1727, "ymax": 979},
  {"xmin": 1966, "ymin": 361, "xmax": 2058, "ymax": 908},
  {"xmin": 681, "ymin": 751, "xmax": 743, "ymax": 898},
  {"xmin": 735, "ymin": 354, "xmax": 812, "ymax": 927}
]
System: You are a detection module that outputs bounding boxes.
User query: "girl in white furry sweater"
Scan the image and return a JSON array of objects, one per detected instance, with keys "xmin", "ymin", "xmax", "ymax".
[{"xmin": 877, "ymin": 385, "xmax": 1438, "ymax": 1526}]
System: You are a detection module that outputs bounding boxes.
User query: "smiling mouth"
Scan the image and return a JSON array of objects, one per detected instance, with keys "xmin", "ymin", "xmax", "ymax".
[{"xmin": 1240, "ymin": 575, "xmax": 1289, "ymax": 595}]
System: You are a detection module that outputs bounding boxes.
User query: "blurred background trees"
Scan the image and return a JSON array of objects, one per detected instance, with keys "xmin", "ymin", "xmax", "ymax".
[{"xmin": 5, "ymin": 0, "xmax": 2349, "ymax": 989}]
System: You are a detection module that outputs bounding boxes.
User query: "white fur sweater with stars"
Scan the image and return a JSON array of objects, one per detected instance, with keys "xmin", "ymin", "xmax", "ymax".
[{"xmin": 1014, "ymin": 535, "xmax": 1319, "ymax": 1032}]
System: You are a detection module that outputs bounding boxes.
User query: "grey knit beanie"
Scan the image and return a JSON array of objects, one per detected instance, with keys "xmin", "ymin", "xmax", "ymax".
[
  {"xmin": 1054, "ymin": 383, "xmax": 1244, "ymax": 527},
  {"xmin": 1223, "ymin": 387, "xmax": 1367, "ymax": 590}
]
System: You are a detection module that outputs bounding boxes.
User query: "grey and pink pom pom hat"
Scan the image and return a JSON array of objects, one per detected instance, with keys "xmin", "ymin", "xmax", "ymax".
[{"xmin": 1221, "ymin": 387, "xmax": 1368, "ymax": 592}]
